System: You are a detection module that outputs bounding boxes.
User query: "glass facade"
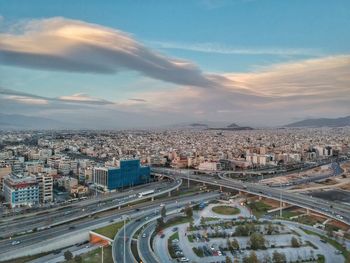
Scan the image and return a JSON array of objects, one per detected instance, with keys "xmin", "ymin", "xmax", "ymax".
[{"xmin": 107, "ymin": 159, "xmax": 150, "ymax": 190}]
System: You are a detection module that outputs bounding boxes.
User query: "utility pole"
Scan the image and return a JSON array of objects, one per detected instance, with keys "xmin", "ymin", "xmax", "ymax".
[
  {"xmin": 187, "ymin": 167, "xmax": 190, "ymax": 189},
  {"xmin": 101, "ymin": 246, "xmax": 104, "ymax": 263},
  {"xmin": 279, "ymin": 183, "xmax": 283, "ymax": 218},
  {"xmin": 123, "ymin": 216, "xmax": 126, "ymax": 263}
]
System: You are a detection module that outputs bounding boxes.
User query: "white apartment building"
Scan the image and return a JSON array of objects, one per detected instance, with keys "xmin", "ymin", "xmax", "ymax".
[
  {"xmin": 35, "ymin": 173, "xmax": 53, "ymax": 203},
  {"xmin": 197, "ymin": 161, "xmax": 221, "ymax": 171}
]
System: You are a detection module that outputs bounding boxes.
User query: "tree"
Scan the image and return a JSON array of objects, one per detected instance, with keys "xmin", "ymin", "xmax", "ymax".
[
  {"xmin": 272, "ymin": 250, "xmax": 286, "ymax": 263},
  {"xmin": 266, "ymin": 223, "xmax": 274, "ymax": 235},
  {"xmin": 235, "ymin": 225, "xmax": 249, "ymax": 236},
  {"xmin": 226, "ymin": 256, "xmax": 233, "ymax": 263},
  {"xmin": 291, "ymin": 236, "xmax": 300, "ymax": 247},
  {"xmin": 155, "ymin": 217, "xmax": 165, "ymax": 233},
  {"xmin": 185, "ymin": 205, "xmax": 193, "ymax": 218},
  {"xmin": 161, "ymin": 206, "xmax": 166, "ymax": 218},
  {"xmin": 243, "ymin": 251, "xmax": 259, "ymax": 263},
  {"xmin": 247, "ymin": 223, "xmax": 257, "ymax": 235},
  {"xmin": 249, "ymin": 232, "xmax": 266, "ymax": 250},
  {"xmin": 74, "ymin": 255, "xmax": 82, "ymax": 263},
  {"xmin": 231, "ymin": 238, "xmax": 240, "ymax": 250},
  {"xmin": 64, "ymin": 250, "xmax": 73, "ymax": 261}
]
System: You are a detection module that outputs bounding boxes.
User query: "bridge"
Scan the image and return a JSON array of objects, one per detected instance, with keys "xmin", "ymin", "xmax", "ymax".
[{"xmin": 152, "ymin": 167, "xmax": 350, "ymax": 226}]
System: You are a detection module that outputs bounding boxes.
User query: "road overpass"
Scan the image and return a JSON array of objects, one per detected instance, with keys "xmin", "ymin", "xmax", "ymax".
[
  {"xmin": 0, "ymin": 189, "xmax": 216, "ymax": 261},
  {"xmin": 152, "ymin": 167, "xmax": 350, "ymax": 226},
  {"xmin": 112, "ymin": 192, "xmax": 219, "ymax": 263},
  {"xmin": 0, "ymin": 177, "xmax": 181, "ymax": 238}
]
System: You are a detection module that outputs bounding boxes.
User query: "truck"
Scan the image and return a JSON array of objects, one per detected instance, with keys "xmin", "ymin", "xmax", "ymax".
[{"xmin": 137, "ymin": 190, "xmax": 155, "ymax": 198}]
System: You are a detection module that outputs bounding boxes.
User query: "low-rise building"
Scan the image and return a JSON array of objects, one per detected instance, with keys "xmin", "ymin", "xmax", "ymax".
[{"xmin": 3, "ymin": 174, "xmax": 39, "ymax": 208}]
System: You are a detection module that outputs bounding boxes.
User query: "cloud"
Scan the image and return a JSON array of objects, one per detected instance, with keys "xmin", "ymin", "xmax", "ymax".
[
  {"xmin": 58, "ymin": 93, "xmax": 114, "ymax": 105},
  {"xmin": 0, "ymin": 17, "xmax": 227, "ymax": 89},
  {"xmin": 128, "ymin": 98, "xmax": 147, "ymax": 102},
  {"xmin": 0, "ymin": 17, "xmax": 349, "ymax": 127},
  {"xmin": 224, "ymin": 55, "xmax": 350, "ymax": 100},
  {"xmin": 0, "ymin": 87, "xmax": 114, "ymax": 105},
  {"xmin": 116, "ymin": 55, "xmax": 350, "ymax": 125},
  {"xmin": 149, "ymin": 41, "xmax": 322, "ymax": 56},
  {"xmin": 4, "ymin": 95, "xmax": 49, "ymax": 105}
]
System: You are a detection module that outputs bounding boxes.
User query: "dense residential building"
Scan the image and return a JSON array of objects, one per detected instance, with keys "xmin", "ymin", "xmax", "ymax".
[
  {"xmin": 35, "ymin": 173, "xmax": 53, "ymax": 203},
  {"xmin": 197, "ymin": 161, "xmax": 221, "ymax": 171},
  {"xmin": 0, "ymin": 164, "xmax": 11, "ymax": 191},
  {"xmin": 93, "ymin": 159, "xmax": 151, "ymax": 191},
  {"xmin": 3, "ymin": 174, "xmax": 39, "ymax": 208}
]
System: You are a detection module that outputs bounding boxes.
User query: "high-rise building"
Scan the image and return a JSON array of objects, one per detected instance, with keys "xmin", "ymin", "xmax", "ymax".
[
  {"xmin": 35, "ymin": 173, "xmax": 53, "ymax": 203},
  {"xmin": 93, "ymin": 159, "xmax": 150, "ymax": 191},
  {"xmin": 3, "ymin": 174, "xmax": 39, "ymax": 208}
]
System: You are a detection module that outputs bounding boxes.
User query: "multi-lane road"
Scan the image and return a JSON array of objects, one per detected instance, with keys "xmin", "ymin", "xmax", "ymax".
[
  {"xmin": 138, "ymin": 222, "xmax": 158, "ymax": 263},
  {"xmin": 0, "ymin": 178, "xmax": 184, "ymax": 260},
  {"xmin": 113, "ymin": 192, "xmax": 219, "ymax": 263},
  {"xmin": 153, "ymin": 167, "xmax": 350, "ymax": 225},
  {"xmin": 0, "ymin": 179, "xmax": 181, "ymax": 238},
  {"xmin": 1, "ymin": 190, "xmax": 213, "ymax": 260}
]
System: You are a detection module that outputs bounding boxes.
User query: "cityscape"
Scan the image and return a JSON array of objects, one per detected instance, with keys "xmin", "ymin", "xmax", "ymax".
[{"xmin": 0, "ymin": 1, "xmax": 350, "ymax": 263}]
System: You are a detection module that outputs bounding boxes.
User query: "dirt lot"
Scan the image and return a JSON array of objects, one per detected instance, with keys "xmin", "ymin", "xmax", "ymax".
[{"xmin": 308, "ymin": 189, "xmax": 350, "ymax": 202}]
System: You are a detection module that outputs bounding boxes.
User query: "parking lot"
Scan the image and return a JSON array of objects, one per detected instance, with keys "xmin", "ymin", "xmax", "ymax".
[{"xmin": 153, "ymin": 200, "xmax": 345, "ymax": 263}]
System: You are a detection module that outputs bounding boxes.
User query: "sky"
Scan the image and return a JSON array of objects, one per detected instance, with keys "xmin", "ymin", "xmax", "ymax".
[{"xmin": 0, "ymin": 0, "xmax": 349, "ymax": 128}]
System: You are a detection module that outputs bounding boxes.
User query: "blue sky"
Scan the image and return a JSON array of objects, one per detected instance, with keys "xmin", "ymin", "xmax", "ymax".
[{"xmin": 0, "ymin": 0, "xmax": 349, "ymax": 128}]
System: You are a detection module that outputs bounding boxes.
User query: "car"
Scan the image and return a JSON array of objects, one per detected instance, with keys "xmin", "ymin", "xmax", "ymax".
[
  {"xmin": 160, "ymin": 234, "xmax": 165, "ymax": 238},
  {"xmin": 142, "ymin": 233, "xmax": 147, "ymax": 238},
  {"xmin": 178, "ymin": 257, "xmax": 189, "ymax": 262},
  {"xmin": 69, "ymin": 226, "xmax": 76, "ymax": 230},
  {"xmin": 172, "ymin": 227, "xmax": 178, "ymax": 232},
  {"xmin": 11, "ymin": 240, "xmax": 20, "ymax": 245}
]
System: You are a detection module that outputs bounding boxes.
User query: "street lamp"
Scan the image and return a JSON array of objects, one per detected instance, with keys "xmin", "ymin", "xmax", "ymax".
[
  {"xmin": 279, "ymin": 182, "xmax": 283, "ymax": 218},
  {"xmin": 123, "ymin": 215, "xmax": 127, "ymax": 263},
  {"xmin": 100, "ymin": 245, "xmax": 104, "ymax": 263}
]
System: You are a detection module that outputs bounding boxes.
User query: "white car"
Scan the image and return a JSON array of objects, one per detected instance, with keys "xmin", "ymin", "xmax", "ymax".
[
  {"xmin": 11, "ymin": 241, "xmax": 20, "ymax": 245},
  {"xmin": 179, "ymin": 258, "xmax": 189, "ymax": 262},
  {"xmin": 142, "ymin": 233, "xmax": 147, "ymax": 238}
]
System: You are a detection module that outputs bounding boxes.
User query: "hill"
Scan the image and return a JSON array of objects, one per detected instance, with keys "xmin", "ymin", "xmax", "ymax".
[{"xmin": 285, "ymin": 116, "xmax": 350, "ymax": 127}]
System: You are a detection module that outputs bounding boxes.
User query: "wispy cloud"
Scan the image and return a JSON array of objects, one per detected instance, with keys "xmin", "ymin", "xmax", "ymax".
[
  {"xmin": 0, "ymin": 87, "xmax": 114, "ymax": 105},
  {"xmin": 149, "ymin": 41, "xmax": 322, "ymax": 56},
  {"xmin": 128, "ymin": 98, "xmax": 147, "ymax": 102}
]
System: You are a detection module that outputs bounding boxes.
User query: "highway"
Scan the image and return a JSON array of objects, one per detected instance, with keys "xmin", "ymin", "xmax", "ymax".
[
  {"xmin": 152, "ymin": 167, "xmax": 350, "ymax": 226},
  {"xmin": 0, "ymin": 178, "xmax": 182, "ymax": 257},
  {"xmin": 113, "ymin": 192, "xmax": 219, "ymax": 263},
  {"xmin": 138, "ymin": 222, "xmax": 159, "ymax": 263},
  {"xmin": 0, "ymin": 178, "xmax": 181, "ymax": 238},
  {"xmin": 0, "ymin": 190, "xmax": 214, "ymax": 259}
]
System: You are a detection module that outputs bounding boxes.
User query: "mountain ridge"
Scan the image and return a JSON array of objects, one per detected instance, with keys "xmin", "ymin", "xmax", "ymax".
[{"xmin": 285, "ymin": 116, "xmax": 350, "ymax": 127}]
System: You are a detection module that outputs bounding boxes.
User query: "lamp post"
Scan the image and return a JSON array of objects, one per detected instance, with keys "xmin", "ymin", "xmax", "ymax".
[
  {"xmin": 279, "ymin": 182, "xmax": 283, "ymax": 218},
  {"xmin": 123, "ymin": 215, "xmax": 126, "ymax": 263},
  {"xmin": 100, "ymin": 246, "xmax": 104, "ymax": 263},
  {"xmin": 187, "ymin": 166, "xmax": 190, "ymax": 189}
]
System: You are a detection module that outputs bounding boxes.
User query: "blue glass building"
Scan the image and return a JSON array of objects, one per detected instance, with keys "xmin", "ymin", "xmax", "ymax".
[{"xmin": 93, "ymin": 159, "xmax": 150, "ymax": 191}]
